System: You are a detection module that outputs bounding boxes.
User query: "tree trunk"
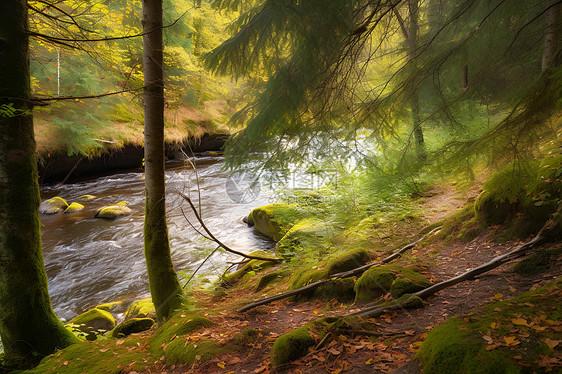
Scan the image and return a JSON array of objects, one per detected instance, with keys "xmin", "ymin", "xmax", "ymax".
[
  {"xmin": 142, "ymin": 0, "xmax": 183, "ymax": 322},
  {"xmin": 0, "ymin": 0, "xmax": 78, "ymax": 367},
  {"xmin": 542, "ymin": 0, "xmax": 560, "ymax": 71},
  {"xmin": 408, "ymin": 0, "xmax": 426, "ymax": 159}
]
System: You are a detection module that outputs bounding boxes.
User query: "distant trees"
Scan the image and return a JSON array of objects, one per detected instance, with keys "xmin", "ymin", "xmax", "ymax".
[
  {"xmin": 0, "ymin": 0, "xmax": 78, "ymax": 367},
  {"xmin": 142, "ymin": 0, "xmax": 184, "ymax": 322}
]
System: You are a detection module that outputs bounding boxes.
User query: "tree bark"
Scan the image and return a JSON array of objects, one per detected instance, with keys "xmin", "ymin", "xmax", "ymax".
[
  {"xmin": 542, "ymin": 0, "xmax": 560, "ymax": 71},
  {"xmin": 143, "ymin": 0, "xmax": 183, "ymax": 322},
  {"xmin": 408, "ymin": 0, "xmax": 426, "ymax": 160},
  {"xmin": 0, "ymin": 0, "xmax": 78, "ymax": 367}
]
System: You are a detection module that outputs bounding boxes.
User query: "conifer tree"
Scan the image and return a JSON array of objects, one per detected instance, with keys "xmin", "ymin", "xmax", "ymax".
[
  {"xmin": 0, "ymin": 0, "xmax": 78, "ymax": 367},
  {"xmin": 142, "ymin": 0, "xmax": 184, "ymax": 322}
]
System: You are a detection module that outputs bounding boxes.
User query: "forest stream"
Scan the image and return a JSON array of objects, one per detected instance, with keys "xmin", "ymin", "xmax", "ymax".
[{"xmin": 39, "ymin": 157, "xmax": 274, "ymax": 321}]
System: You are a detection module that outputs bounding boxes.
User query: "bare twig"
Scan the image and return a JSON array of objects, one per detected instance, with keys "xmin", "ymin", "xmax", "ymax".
[{"xmin": 177, "ymin": 191, "xmax": 282, "ymax": 263}]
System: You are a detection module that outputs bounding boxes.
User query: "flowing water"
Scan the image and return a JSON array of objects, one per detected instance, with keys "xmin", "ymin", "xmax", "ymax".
[{"xmin": 40, "ymin": 157, "xmax": 274, "ymax": 320}]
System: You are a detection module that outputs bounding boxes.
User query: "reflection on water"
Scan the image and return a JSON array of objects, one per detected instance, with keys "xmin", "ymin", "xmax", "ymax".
[{"xmin": 40, "ymin": 157, "xmax": 274, "ymax": 320}]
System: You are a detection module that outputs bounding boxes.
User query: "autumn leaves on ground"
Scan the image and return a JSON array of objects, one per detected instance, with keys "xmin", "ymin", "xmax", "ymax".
[{"xmin": 21, "ymin": 165, "xmax": 562, "ymax": 374}]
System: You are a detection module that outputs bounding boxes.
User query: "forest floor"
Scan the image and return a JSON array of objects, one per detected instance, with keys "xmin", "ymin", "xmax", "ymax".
[
  {"xmin": 22, "ymin": 184, "xmax": 562, "ymax": 374},
  {"xmin": 133, "ymin": 185, "xmax": 562, "ymax": 374}
]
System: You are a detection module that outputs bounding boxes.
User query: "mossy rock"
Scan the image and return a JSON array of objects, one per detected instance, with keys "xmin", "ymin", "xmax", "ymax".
[
  {"xmin": 116, "ymin": 201, "xmax": 129, "ymax": 206},
  {"xmin": 95, "ymin": 205, "xmax": 132, "ymax": 219},
  {"xmin": 513, "ymin": 246, "xmax": 562, "ymax": 275},
  {"xmin": 64, "ymin": 202, "xmax": 85, "ymax": 213},
  {"xmin": 69, "ymin": 308, "xmax": 116, "ymax": 341},
  {"xmin": 39, "ymin": 196, "xmax": 68, "ymax": 214},
  {"xmin": 221, "ymin": 250, "xmax": 280, "ymax": 287},
  {"xmin": 271, "ymin": 326, "xmax": 315, "ymax": 368},
  {"xmin": 78, "ymin": 194, "xmax": 96, "ymax": 200},
  {"xmin": 150, "ymin": 315, "xmax": 213, "ymax": 356},
  {"xmin": 124, "ymin": 298, "xmax": 155, "ymax": 320},
  {"xmin": 416, "ymin": 277, "xmax": 562, "ymax": 373},
  {"xmin": 289, "ymin": 248, "xmax": 370, "ymax": 301},
  {"xmin": 164, "ymin": 339, "xmax": 221, "ymax": 365},
  {"xmin": 256, "ymin": 270, "xmax": 290, "ymax": 292},
  {"xmin": 276, "ymin": 218, "xmax": 332, "ymax": 257},
  {"xmin": 95, "ymin": 300, "xmax": 123, "ymax": 312},
  {"xmin": 354, "ymin": 265, "xmax": 431, "ymax": 301},
  {"xmin": 474, "ymin": 156, "xmax": 562, "ymax": 239},
  {"xmin": 112, "ymin": 318, "xmax": 155, "ymax": 338},
  {"xmin": 247, "ymin": 203, "xmax": 303, "ymax": 241}
]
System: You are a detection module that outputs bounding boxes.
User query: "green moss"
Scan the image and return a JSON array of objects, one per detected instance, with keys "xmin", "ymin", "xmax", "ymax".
[
  {"xmin": 247, "ymin": 203, "xmax": 304, "ymax": 241},
  {"xmin": 95, "ymin": 205, "xmax": 132, "ymax": 219},
  {"xmin": 69, "ymin": 308, "xmax": 115, "ymax": 341},
  {"xmin": 63, "ymin": 202, "xmax": 84, "ymax": 213},
  {"xmin": 354, "ymin": 265, "xmax": 431, "ymax": 301},
  {"xmin": 125, "ymin": 298, "xmax": 155, "ymax": 319},
  {"xmin": 95, "ymin": 301, "xmax": 122, "ymax": 312},
  {"xmin": 474, "ymin": 156, "xmax": 562, "ymax": 239},
  {"xmin": 150, "ymin": 315, "xmax": 213, "ymax": 356},
  {"xmin": 116, "ymin": 201, "xmax": 129, "ymax": 206},
  {"xmin": 271, "ymin": 326, "xmax": 315, "ymax": 368},
  {"xmin": 416, "ymin": 318, "xmax": 519, "ymax": 374},
  {"xmin": 39, "ymin": 196, "xmax": 68, "ymax": 214},
  {"xmin": 438, "ymin": 204, "xmax": 480, "ymax": 241},
  {"xmin": 112, "ymin": 318, "xmax": 154, "ymax": 338},
  {"xmin": 256, "ymin": 270, "xmax": 289, "ymax": 291},
  {"xmin": 22, "ymin": 338, "xmax": 153, "ymax": 373},
  {"xmin": 513, "ymin": 246, "xmax": 562, "ymax": 275},
  {"xmin": 416, "ymin": 277, "xmax": 562, "ymax": 374},
  {"xmin": 276, "ymin": 218, "xmax": 332, "ymax": 257},
  {"xmin": 221, "ymin": 251, "xmax": 279, "ymax": 287},
  {"xmin": 164, "ymin": 339, "xmax": 221, "ymax": 365}
]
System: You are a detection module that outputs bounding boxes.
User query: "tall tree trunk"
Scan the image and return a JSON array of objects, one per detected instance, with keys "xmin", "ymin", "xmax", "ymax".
[
  {"xmin": 142, "ymin": 0, "xmax": 184, "ymax": 322},
  {"xmin": 0, "ymin": 0, "xmax": 78, "ymax": 367},
  {"xmin": 542, "ymin": 0, "xmax": 560, "ymax": 71},
  {"xmin": 407, "ymin": 0, "xmax": 426, "ymax": 159}
]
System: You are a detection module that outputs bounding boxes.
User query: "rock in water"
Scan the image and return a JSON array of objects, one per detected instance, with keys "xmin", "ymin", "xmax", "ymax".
[
  {"xmin": 64, "ymin": 202, "xmax": 85, "ymax": 213},
  {"xmin": 39, "ymin": 196, "xmax": 69, "ymax": 214},
  {"xmin": 95, "ymin": 205, "xmax": 132, "ymax": 219}
]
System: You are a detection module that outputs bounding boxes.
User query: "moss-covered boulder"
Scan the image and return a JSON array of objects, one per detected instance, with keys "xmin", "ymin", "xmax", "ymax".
[
  {"xmin": 95, "ymin": 205, "xmax": 132, "ymax": 219},
  {"xmin": 95, "ymin": 300, "xmax": 123, "ymax": 312},
  {"xmin": 474, "ymin": 156, "xmax": 562, "ymax": 238},
  {"xmin": 289, "ymin": 248, "xmax": 370, "ymax": 301},
  {"xmin": 416, "ymin": 278, "xmax": 562, "ymax": 373},
  {"xmin": 247, "ymin": 203, "xmax": 303, "ymax": 241},
  {"xmin": 69, "ymin": 308, "xmax": 116, "ymax": 341},
  {"xmin": 64, "ymin": 202, "xmax": 84, "ymax": 213},
  {"xmin": 276, "ymin": 218, "xmax": 332, "ymax": 257},
  {"xmin": 271, "ymin": 326, "xmax": 316, "ymax": 368},
  {"xmin": 221, "ymin": 250, "xmax": 280, "ymax": 287},
  {"xmin": 150, "ymin": 315, "xmax": 213, "ymax": 356},
  {"xmin": 124, "ymin": 298, "xmax": 156, "ymax": 320},
  {"xmin": 112, "ymin": 318, "xmax": 155, "ymax": 338},
  {"xmin": 164, "ymin": 339, "xmax": 222, "ymax": 365},
  {"xmin": 78, "ymin": 194, "xmax": 96, "ymax": 200},
  {"xmin": 39, "ymin": 196, "xmax": 68, "ymax": 214},
  {"xmin": 354, "ymin": 265, "xmax": 432, "ymax": 301},
  {"xmin": 256, "ymin": 270, "xmax": 290, "ymax": 292}
]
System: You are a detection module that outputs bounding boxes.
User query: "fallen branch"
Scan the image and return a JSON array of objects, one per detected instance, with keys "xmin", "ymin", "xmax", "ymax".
[
  {"xmin": 355, "ymin": 203, "xmax": 561, "ymax": 318},
  {"xmin": 237, "ymin": 227, "xmax": 441, "ymax": 313},
  {"xmin": 177, "ymin": 191, "xmax": 282, "ymax": 263}
]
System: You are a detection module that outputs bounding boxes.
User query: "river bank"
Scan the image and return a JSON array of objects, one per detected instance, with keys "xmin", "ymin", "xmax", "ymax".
[{"xmin": 37, "ymin": 133, "xmax": 229, "ymax": 185}]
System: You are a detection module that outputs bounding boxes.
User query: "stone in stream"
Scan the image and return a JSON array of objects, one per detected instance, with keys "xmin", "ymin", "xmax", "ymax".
[
  {"xmin": 39, "ymin": 196, "xmax": 69, "ymax": 214},
  {"xmin": 64, "ymin": 202, "xmax": 85, "ymax": 213},
  {"xmin": 95, "ymin": 204, "xmax": 132, "ymax": 219},
  {"xmin": 78, "ymin": 194, "xmax": 97, "ymax": 200}
]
